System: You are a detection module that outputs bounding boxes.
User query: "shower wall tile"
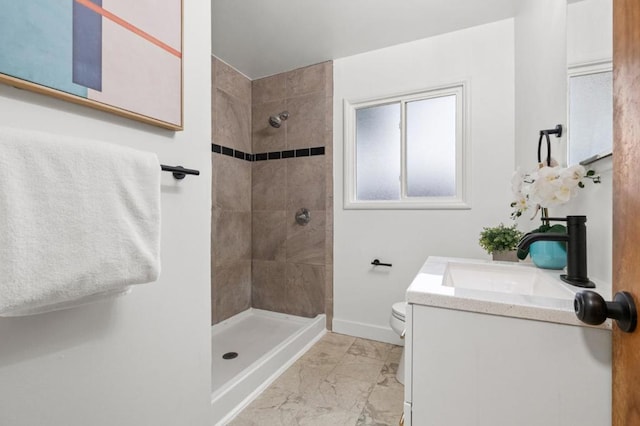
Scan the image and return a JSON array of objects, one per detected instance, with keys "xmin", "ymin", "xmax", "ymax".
[
  {"xmin": 211, "ymin": 154, "xmax": 216, "ymax": 202},
  {"xmin": 212, "ymin": 58, "xmax": 253, "ymax": 325},
  {"xmin": 286, "ymin": 156, "xmax": 326, "ymax": 211},
  {"xmin": 252, "ymin": 260, "xmax": 287, "ymax": 312},
  {"xmin": 211, "ymin": 206, "xmax": 222, "ymax": 266},
  {"xmin": 252, "ymin": 100, "xmax": 287, "ymax": 153},
  {"xmin": 325, "ymin": 96, "xmax": 334, "ymax": 262},
  {"xmin": 213, "ymin": 58, "xmax": 251, "ymax": 104},
  {"xmin": 286, "ymin": 263, "xmax": 325, "ymax": 317},
  {"xmin": 324, "ymin": 100, "xmax": 334, "ymax": 149},
  {"xmin": 214, "ymin": 88, "xmax": 251, "ymax": 153},
  {"xmin": 212, "ymin": 154, "xmax": 251, "ymax": 211},
  {"xmin": 286, "ymin": 93, "xmax": 326, "ymax": 149},
  {"xmin": 212, "ymin": 210, "xmax": 252, "ymax": 267},
  {"xmin": 253, "ymin": 74, "xmax": 287, "ymax": 104},
  {"xmin": 325, "ymin": 191, "xmax": 334, "ymax": 232},
  {"xmin": 323, "ymin": 61, "xmax": 333, "ymax": 98},
  {"xmin": 285, "ymin": 62, "xmax": 329, "ymax": 98},
  {"xmin": 324, "ymin": 64, "xmax": 333, "ymax": 327},
  {"xmin": 325, "ymin": 265, "xmax": 334, "ymax": 330},
  {"xmin": 212, "ymin": 260, "xmax": 252, "ymax": 323},
  {"xmin": 285, "ymin": 210, "xmax": 325, "ymax": 265},
  {"xmin": 252, "ymin": 161, "xmax": 286, "ymax": 210},
  {"xmin": 252, "ymin": 210, "xmax": 287, "ymax": 261},
  {"xmin": 250, "ymin": 61, "xmax": 333, "ymax": 322},
  {"xmin": 325, "ymin": 230, "xmax": 333, "ymax": 266},
  {"xmin": 211, "ymin": 79, "xmax": 217, "ymax": 143}
]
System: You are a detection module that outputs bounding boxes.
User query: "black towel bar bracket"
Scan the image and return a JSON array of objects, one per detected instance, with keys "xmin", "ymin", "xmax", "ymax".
[
  {"xmin": 539, "ymin": 124, "xmax": 563, "ymax": 138},
  {"xmin": 160, "ymin": 165, "xmax": 200, "ymax": 180}
]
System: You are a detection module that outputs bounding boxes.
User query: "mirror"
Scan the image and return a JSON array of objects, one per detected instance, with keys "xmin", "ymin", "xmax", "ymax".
[
  {"xmin": 566, "ymin": 0, "xmax": 613, "ymax": 165},
  {"xmin": 567, "ymin": 62, "xmax": 612, "ymax": 165}
]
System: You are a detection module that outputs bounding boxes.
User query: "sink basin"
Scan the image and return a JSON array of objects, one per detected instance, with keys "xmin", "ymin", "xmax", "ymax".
[{"xmin": 443, "ymin": 261, "xmax": 575, "ymax": 300}]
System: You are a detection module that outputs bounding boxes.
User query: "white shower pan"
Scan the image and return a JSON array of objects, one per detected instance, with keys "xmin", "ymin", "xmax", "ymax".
[{"xmin": 210, "ymin": 308, "xmax": 325, "ymax": 425}]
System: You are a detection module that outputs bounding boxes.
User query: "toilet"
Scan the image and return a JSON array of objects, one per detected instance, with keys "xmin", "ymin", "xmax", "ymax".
[{"xmin": 389, "ymin": 301, "xmax": 407, "ymax": 384}]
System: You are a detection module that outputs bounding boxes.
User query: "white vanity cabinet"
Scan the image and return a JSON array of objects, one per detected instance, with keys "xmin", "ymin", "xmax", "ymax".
[{"xmin": 403, "ymin": 257, "xmax": 612, "ymax": 426}]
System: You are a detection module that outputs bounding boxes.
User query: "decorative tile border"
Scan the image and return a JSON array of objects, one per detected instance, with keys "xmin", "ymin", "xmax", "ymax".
[{"xmin": 212, "ymin": 144, "xmax": 325, "ymax": 162}]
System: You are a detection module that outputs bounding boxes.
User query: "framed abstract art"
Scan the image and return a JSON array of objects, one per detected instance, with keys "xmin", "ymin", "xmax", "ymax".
[{"xmin": 0, "ymin": 0, "xmax": 183, "ymax": 130}]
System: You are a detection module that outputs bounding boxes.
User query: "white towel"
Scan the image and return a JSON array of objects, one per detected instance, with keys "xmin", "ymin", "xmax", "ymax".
[{"xmin": 0, "ymin": 126, "xmax": 161, "ymax": 316}]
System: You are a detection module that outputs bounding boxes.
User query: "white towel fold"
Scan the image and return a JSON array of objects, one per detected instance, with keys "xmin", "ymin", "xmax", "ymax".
[{"xmin": 0, "ymin": 126, "xmax": 161, "ymax": 316}]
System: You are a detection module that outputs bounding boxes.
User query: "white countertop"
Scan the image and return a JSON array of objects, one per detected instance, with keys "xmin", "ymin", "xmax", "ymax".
[{"xmin": 406, "ymin": 256, "xmax": 612, "ymax": 329}]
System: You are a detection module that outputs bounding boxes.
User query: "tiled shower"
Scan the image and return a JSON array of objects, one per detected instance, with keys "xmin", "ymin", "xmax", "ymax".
[{"xmin": 211, "ymin": 57, "xmax": 333, "ymax": 327}]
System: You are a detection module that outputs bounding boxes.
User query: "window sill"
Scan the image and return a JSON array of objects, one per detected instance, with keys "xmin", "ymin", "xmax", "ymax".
[{"xmin": 343, "ymin": 199, "xmax": 471, "ymax": 210}]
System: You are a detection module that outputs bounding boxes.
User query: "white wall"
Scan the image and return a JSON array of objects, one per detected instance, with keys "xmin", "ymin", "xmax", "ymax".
[
  {"xmin": 514, "ymin": 0, "xmax": 567, "ymax": 171},
  {"xmin": 333, "ymin": 19, "xmax": 516, "ymax": 343},
  {"xmin": 0, "ymin": 2, "xmax": 213, "ymax": 425},
  {"xmin": 567, "ymin": 0, "xmax": 612, "ymax": 66}
]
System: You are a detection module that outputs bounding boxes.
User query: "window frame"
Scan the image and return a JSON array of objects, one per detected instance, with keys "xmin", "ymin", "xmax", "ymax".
[{"xmin": 343, "ymin": 82, "xmax": 471, "ymax": 210}]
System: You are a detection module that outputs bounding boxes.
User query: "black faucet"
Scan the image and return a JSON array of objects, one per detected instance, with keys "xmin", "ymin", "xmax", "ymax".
[{"xmin": 517, "ymin": 215, "xmax": 595, "ymax": 288}]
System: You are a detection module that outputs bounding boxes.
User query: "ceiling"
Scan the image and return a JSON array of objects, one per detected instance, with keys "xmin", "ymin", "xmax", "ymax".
[{"xmin": 211, "ymin": 0, "xmax": 519, "ymax": 80}]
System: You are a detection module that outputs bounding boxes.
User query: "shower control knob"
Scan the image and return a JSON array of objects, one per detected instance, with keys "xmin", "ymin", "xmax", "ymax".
[
  {"xmin": 574, "ymin": 290, "xmax": 637, "ymax": 333},
  {"xmin": 295, "ymin": 208, "xmax": 310, "ymax": 225}
]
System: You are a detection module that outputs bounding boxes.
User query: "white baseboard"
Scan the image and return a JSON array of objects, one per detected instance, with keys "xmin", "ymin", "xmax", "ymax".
[{"xmin": 332, "ymin": 318, "xmax": 404, "ymax": 346}]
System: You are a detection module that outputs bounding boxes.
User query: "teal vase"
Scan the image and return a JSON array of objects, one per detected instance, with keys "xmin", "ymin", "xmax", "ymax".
[{"xmin": 529, "ymin": 241, "xmax": 567, "ymax": 270}]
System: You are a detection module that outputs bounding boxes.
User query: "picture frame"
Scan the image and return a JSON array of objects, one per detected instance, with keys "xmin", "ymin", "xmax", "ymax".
[{"xmin": 0, "ymin": 0, "xmax": 183, "ymax": 131}]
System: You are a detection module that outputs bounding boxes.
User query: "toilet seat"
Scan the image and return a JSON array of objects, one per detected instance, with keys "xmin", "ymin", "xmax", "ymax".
[
  {"xmin": 391, "ymin": 302, "xmax": 406, "ymax": 321},
  {"xmin": 390, "ymin": 302, "xmax": 407, "ymax": 337},
  {"xmin": 389, "ymin": 301, "xmax": 408, "ymax": 385}
]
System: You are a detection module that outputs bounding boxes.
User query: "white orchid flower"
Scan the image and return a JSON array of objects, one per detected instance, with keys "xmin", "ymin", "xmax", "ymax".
[{"xmin": 510, "ymin": 163, "xmax": 599, "ymax": 220}]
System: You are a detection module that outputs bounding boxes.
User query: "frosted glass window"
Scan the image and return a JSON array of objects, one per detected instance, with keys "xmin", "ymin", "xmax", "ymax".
[
  {"xmin": 406, "ymin": 95, "xmax": 457, "ymax": 197},
  {"xmin": 345, "ymin": 83, "xmax": 467, "ymax": 209},
  {"xmin": 568, "ymin": 70, "xmax": 612, "ymax": 165},
  {"xmin": 355, "ymin": 103, "xmax": 401, "ymax": 200}
]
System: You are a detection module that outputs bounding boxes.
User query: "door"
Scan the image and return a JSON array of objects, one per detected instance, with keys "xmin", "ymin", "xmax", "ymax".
[{"xmin": 613, "ymin": 0, "xmax": 640, "ymax": 424}]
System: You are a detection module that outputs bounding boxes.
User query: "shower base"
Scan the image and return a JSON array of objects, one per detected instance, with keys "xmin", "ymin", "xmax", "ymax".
[{"xmin": 211, "ymin": 308, "xmax": 325, "ymax": 425}]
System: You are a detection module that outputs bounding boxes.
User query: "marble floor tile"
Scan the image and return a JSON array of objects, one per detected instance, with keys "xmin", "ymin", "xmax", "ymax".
[
  {"xmin": 228, "ymin": 333, "xmax": 403, "ymax": 426},
  {"xmin": 357, "ymin": 379, "xmax": 404, "ymax": 426},
  {"xmin": 331, "ymin": 353, "xmax": 386, "ymax": 383},
  {"xmin": 387, "ymin": 345, "xmax": 403, "ymax": 364},
  {"xmin": 229, "ymin": 387, "xmax": 304, "ymax": 426},
  {"xmin": 376, "ymin": 346, "xmax": 402, "ymax": 387},
  {"xmin": 308, "ymin": 332, "xmax": 355, "ymax": 355},
  {"xmin": 311, "ymin": 373, "xmax": 375, "ymax": 413},
  {"xmin": 269, "ymin": 362, "xmax": 331, "ymax": 400},
  {"xmin": 294, "ymin": 407, "xmax": 362, "ymax": 426},
  {"xmin": 301, "ymin": 333, "xmax": 355, "ymax": 365},
  {"xmin": 347, "ymin": 338, "xmax": 394, "ymax": 361}
]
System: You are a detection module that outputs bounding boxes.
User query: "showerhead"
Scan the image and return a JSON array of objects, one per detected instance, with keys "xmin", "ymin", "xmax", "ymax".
[{"xmin": 268, "ymin": 111, "xmax": 289, "ymax": 128}]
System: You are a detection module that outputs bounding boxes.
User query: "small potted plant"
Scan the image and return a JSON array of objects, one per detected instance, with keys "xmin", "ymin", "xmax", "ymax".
[{"xmin": 479, "ymin": 223, "xmax": 524, "ymax": 262}]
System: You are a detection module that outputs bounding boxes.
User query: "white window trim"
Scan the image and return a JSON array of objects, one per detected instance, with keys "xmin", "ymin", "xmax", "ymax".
[{"xmin": 343, "ymin": 82, "xmax": 471, "ymax": 210}]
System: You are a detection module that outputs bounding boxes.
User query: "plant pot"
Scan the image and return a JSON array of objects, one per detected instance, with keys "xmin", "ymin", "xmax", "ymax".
[
  {"xmin": 492, "ymin": 250, "xmax": 519, "ymax": 262},
  {"xmin": 529, "ymin": 241, "xmax": 567, "ymax": 270}
]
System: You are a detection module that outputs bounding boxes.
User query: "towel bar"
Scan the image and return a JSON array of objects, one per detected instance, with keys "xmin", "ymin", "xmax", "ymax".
[{"xmin": 160, "ymin": 165, "xmax": 200, "ymax": 180}]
